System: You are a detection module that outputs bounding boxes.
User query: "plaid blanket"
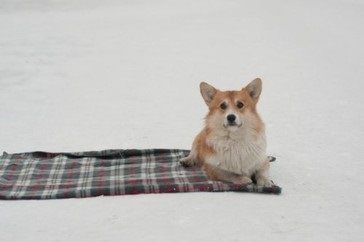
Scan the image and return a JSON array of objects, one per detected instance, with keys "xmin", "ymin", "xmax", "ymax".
[{"xmin": 0, "ymin": 149, "xmax": 281, "ymax": 199}]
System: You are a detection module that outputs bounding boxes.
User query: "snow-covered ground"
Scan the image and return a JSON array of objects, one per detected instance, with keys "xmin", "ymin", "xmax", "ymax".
[{"xmin": 1, "ymin": 0, "xmax": 363, "ymax": 241}]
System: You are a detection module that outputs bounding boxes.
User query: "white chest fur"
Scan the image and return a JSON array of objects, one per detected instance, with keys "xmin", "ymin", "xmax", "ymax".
[{"xmin": 206, "ymin": 129, "xmax": 267, "ymax": 176}]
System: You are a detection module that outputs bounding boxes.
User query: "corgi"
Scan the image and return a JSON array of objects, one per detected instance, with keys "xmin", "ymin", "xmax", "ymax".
[{"xmin": 180, "ymin": 78, "xmax": 272, "ymax": 187}]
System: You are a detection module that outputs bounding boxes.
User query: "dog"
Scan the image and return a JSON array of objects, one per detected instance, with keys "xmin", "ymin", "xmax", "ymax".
[{"xmin": 180, "ymin": 78, "xmax": 272, "ymax": 187}]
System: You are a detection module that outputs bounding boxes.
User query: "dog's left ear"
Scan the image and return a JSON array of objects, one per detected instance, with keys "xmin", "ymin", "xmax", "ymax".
[{"xmin": 245, "ymin": 78, "xmax": 262, "ymax": 102}]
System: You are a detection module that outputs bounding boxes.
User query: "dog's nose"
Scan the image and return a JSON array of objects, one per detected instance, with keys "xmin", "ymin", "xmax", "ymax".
[{"xmin": 227, "ymin": 114, "xmax": 236, "ymax": 123}]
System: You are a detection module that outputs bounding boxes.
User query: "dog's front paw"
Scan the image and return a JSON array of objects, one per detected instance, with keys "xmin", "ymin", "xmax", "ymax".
[
  {"xmin": 180, "ymin": 157, "xmax": 196, "ymax": 167},
  {"xmin": 232, "ymin": 176, "xmax": 253, "ymax": 185},
  {"xmin": 256, "ymin": 177, "xmax": 272, "ymax": 187}
]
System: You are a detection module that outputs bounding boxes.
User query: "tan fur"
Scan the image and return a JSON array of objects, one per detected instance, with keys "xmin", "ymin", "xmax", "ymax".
[{"xmin": 180, "ymin": 78, "xmax": 272, "ymax": 187}]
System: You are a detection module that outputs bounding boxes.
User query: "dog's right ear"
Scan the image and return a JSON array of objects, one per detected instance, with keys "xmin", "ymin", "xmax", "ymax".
[{"xmin": 200, "ymin": 82, "xmax": 217, "ymax": 105}]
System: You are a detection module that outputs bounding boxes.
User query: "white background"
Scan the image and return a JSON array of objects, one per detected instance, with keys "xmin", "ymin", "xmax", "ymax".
[{"xmin": 1, "ymin": 0, "xmax": 363, "ymax": 241}]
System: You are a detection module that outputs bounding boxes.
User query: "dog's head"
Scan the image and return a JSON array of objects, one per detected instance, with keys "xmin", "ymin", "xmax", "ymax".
[{"xmin": 200, "ymin": 78, "xmax": 263, "ymax": 132}]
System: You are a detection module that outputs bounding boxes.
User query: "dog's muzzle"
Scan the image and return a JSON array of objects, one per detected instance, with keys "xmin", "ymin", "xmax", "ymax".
[{"xmin": 224, "ymin": 114, "xmax": 242, "ymax": 128}]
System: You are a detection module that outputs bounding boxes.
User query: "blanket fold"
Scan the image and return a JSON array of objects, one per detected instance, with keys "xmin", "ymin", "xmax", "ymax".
[{"xmin": 0, "ymin": 149, "xmax": 281, "ymax": 200}]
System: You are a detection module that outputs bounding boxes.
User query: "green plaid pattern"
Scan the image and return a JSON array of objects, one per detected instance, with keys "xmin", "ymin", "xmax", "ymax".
[{"xmin": 0, "ymin": 149, "xmax": 281, "ymax": 199}]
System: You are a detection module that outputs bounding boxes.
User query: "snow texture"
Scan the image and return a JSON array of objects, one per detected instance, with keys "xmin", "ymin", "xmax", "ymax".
[{"xmin": 0, "ymin": 0, "xmax": 363, "ymax": 241}]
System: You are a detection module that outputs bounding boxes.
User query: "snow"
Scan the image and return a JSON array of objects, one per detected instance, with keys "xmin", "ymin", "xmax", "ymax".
[{"xmin": 0, "ymin": 0, "xmax": 363, "ymax": 241}]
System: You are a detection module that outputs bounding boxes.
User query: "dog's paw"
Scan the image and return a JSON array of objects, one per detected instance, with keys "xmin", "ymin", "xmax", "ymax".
[
  {"xmin": 180, "ymin": 157, "xmax": 195, "ymax": 167},
  {"xmin": 256, "ymin": 177, "xmax": 272, "ymax": 187},
  {"xmin": 232, "ymin": 176, "xmax": 253, "ymax": 185}
]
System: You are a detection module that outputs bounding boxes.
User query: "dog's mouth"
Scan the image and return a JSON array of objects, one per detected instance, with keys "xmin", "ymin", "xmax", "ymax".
[{"xmin": 223, "ymin": 122, "xmax": 242, "ymax": 128}]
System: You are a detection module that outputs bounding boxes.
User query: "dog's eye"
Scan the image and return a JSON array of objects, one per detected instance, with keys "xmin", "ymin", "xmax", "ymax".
[
  {"xmin": 236, "ymin": 101, "xmax": 244, "ymax": 109},
  {"xmin": 220, "ymin": 102, "xmax": 227, "ymax": 110}
]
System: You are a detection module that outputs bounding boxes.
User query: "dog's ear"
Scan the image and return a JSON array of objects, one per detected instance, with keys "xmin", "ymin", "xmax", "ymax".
[
  {"xmin": 245, "ymin": 78, "xmax": 262, "ymax": 102},
  {"xmin": 200, "ymin": 82, "xmax": 217, "ymax": 105}
]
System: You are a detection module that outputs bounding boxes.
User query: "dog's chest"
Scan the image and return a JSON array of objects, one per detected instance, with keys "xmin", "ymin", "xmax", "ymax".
[{"xmin": 206, "ymin": 133, "xmax": 266, "ymax": 175}]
